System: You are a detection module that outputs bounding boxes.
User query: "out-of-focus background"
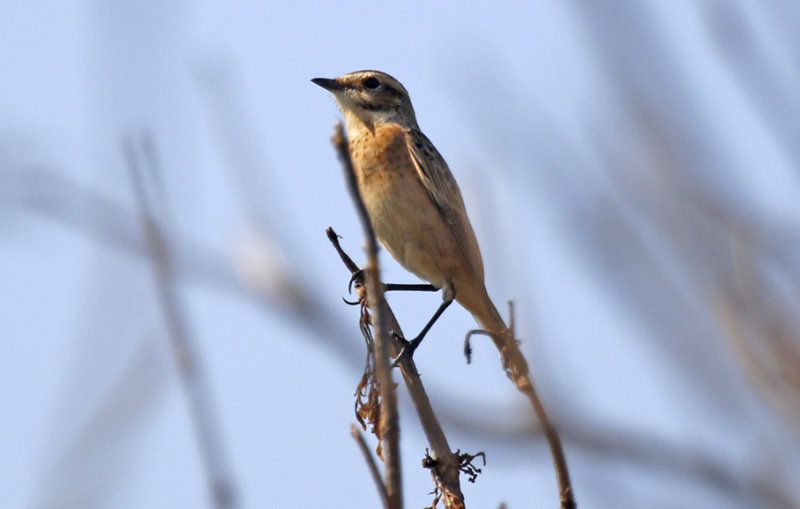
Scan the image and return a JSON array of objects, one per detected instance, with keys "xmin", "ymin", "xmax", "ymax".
[{"xmin": 3, "ymin": 1, "xmax": 800, "ymax": 508}]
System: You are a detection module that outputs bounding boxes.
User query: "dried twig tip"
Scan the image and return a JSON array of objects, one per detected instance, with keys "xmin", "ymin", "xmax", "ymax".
[
  {"xmin": 463, "ymin": 329, "xmax": 495, "ymax": 364},
  {"xmin": 457, "ymin": 450, "xmax": 486, "ymax": 484}
]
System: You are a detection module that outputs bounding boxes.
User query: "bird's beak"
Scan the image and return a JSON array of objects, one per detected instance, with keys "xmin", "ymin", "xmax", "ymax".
[{"xmin": 311, "ymin": 77, "xmax": 344, "ymax": 92}]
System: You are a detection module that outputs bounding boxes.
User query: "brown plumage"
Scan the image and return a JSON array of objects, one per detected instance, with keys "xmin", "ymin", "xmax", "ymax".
[{"xmin": 313, "ymin": 70, "xmax": 510, "ymax": 348}]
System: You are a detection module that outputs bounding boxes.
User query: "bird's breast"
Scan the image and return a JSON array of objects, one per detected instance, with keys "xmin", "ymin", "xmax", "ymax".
[{"xmin": 347, "ymin": 124, "xmax": 453, "ymax": 289}]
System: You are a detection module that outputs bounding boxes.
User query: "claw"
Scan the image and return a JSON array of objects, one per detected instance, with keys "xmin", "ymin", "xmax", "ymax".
[
  {"xmin": 391, "ymin": 332, "xmax": 420, "ymax": 366},
  {"xmin": 348, "ymin": 269, "xmax": 364, "ymax": 294}
]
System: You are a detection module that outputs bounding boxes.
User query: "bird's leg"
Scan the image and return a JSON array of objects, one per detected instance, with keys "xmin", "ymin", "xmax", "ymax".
[
  {"xmin": 394, "ymin": 285, "xmax": 455, "ymax": 361},
  {"xmin": 384, "ymin": 283, "xmax": 438, "ymax": 292},
  {"xmin": 349, "ymin": 272, "xmax": 436, "ymax": 298}
]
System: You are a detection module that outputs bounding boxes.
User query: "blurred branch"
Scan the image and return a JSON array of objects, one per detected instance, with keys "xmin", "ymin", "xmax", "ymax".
[
  {"xmin": 30, "ymin": 334, "xmax": 168, "ymax": 509},
  {"xmin": 192, "ymin": 55, "xmax": 318, "ymax": 313},
  {"xmin": 192, "ymin": 54, "xmax": 282, "ymax": 235},
  {"xmin": 719, "ymin": 233, "xmax": 800, "ymax": 421},
  {"xmin": 123, "ymin": 131, "xmax": 237, "ymax": 509},
  {"xmin": 7, "ymin": 165, "xmax": 364, "ymax": 364},
  {"xmin": 445, "ymin": 409, "xmax": 797, "ymax": 508},
  {"xmin": 595, "ymin": 86, "xmax": 800, "ymax": 427},
  {"xmin": 8, "ymin": 165, "xmax": 240, "ymax": 294}
]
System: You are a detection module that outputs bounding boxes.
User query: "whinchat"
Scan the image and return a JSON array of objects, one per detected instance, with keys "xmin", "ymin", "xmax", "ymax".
[{"xmin": 313, "ymin": 70, "xmax": 511, "ymax": 355}]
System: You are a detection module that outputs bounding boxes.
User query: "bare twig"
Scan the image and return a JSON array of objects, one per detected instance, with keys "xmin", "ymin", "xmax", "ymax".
[
  {"xmin": 351, "ymin": 423, "xmax": 390, "ymax": 507},
  {"xmin": 489, "ymin": 305, "xmax": 575, "ymax": 509},
  {"xmin": 331, "ymin": 123, "xmax": 402, "ymax": 509},
  {"xmin": 521, "ymin": 378, "xmax": 574, "ymax": 509},
  {"xmin": 392, "ymin": 323, "xmax": 466, "ymax": 509},
  {"xmin": 470, "ymin": 305, "xmax": 575, "ymax": 507},
  {"xmin": 123, "ymin": 132, "xmax": 237, "ymax": 509},
  {"xmin": 328, "ymin": 227, "xmax": 466, "ymax": 509}
]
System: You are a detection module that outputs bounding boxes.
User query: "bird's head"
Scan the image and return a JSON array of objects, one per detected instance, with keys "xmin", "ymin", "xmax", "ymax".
[{"xmin": 312, "ymin": 70, "xmax": 418, "ymax": 130}]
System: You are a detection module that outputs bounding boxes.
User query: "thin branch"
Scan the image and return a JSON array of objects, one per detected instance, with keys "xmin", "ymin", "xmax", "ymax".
[
  {"xmin": 351, "ymin": 423, "xmax": 390, "ymax": 508},
  {"xmin": 490, "ymin": 305, "xmax": 575, "ymax": 509},
  {"xmin": 328, "ymin": 228, "xmax": 466, "ymax": 509},
  {"xmin": 470, "ymin": 306, "xmax": 575, "ymax": 507},
  {"xmin": 331, "ymin": 123, "xmax": 402, "ymax": 509},
  {"xmin": 520, "ymin": 379, "xmax": 574, "ymax": 509},
  {"xmin": 392, "ymin": 308, "xmax": 467, "ymax": 509},
  {"xmin": 123, "ymin": 131, "xmax": 237, "ymax": 509}
]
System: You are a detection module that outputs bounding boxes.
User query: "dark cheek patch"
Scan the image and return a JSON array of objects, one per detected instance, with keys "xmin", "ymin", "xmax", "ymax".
[{"xmin": 357, "ymin": 100, "xmax": 387, "ymax": 111}]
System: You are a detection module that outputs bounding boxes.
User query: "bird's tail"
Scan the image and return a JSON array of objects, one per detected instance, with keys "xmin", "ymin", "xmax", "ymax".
[{"xmin": 471, "ymin": 289, "xmax": 509, "ymax": 336}]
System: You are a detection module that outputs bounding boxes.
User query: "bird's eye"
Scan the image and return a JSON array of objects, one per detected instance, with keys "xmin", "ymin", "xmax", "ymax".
[{"xmin": 363, "ymin": 77, "xmax": 381, "ymax": 89}]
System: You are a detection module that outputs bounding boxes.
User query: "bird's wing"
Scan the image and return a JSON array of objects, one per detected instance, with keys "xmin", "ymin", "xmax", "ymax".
[{"xmin": 405, "ymin": 129, "xmax": 484, "ymax": 281}]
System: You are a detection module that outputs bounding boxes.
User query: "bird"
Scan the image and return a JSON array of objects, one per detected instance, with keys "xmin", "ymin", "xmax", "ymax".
[{"xmin": 312, "ymin": 70, "xmax": 512, "ymax": 357}]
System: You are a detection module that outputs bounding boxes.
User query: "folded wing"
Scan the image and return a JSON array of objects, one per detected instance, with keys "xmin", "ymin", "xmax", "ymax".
[{"xmin": 405, "ymin": 129, "xmax": 485, "ymax": 283}]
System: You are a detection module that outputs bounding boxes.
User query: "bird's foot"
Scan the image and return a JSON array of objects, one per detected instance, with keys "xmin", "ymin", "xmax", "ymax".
[{"xmin": 390, "ymin": 331, "xmax": 420, "ymax": 366}]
